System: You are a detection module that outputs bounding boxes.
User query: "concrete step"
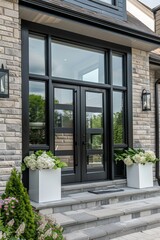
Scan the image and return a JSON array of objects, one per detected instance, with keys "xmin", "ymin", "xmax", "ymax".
[
  {"xmin": 47, "ymin": 195, "xmax": 160, "ymax": 233},
  {"xmin": 33, "ymin": 186, "xmax": 160, "ymax": 239},
  {"xmin": 62, "ymin": 180, "xmax": 127, "ymax": 197},
  {"xmin": 63, "ymin": 212, "xmax": 160, "ymax": 240},
  {"xmin": 32, "ymin": 186, "xmax": 160, "ymax": 214},
  {"xmin": 111, "ymin": 226, "xmax": 160, "ymax": 240}
]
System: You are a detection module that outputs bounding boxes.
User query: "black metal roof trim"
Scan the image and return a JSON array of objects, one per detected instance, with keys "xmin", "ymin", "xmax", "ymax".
[
  {"xmin": 149, "ymin": 53, "xmax": 160, "ymax": 65},
  {"xmin": 20, "ymin": 0, "xmax": 160, "ymax": 45},
  {"xmin": 152, "ymin": 5, "xmax": 160, "ymax": 13}
]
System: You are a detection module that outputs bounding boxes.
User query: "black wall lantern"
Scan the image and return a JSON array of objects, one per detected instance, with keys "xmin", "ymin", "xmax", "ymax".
[
  {"xmin": 0, "ymin": 64, "xmax": 9, "ymax": 98},
  {"xmin": 141, "ymin": 89, "xmax": 151, "ymax": 111}
]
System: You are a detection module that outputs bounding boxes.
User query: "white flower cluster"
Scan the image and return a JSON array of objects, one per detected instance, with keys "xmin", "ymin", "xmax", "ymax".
[
  {"xmin": 24, "ymin": 152, "xmax": 55, "ymax": 170},
  {"xmin": 123, "ymin": 156, "xmax": 133, "ymax": 166},
  {"xmin": 123, "ymin": 150, "xmax": 157, "ymax": 166}
]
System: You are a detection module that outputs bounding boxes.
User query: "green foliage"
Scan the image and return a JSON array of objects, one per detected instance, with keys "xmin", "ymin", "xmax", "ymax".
[
  {"xmin": 0, "ymin": 216, "xmax": 25, "ymax": 240},
  {"xmin": 90, "ymin": 135, "xmax": 102, "ymax": 149},
  {"xmin": 0, "ymin": 218, "xmax": 13, "ymax": 240},
  {"xmin": 29, "ymin": 94, "xmax": 45, "ymax": 123},
  {"xmin": 87, "ymin": 114, "xmax": 102, "ymax": 149},
  {"xmin": 114, "ymin": 148, "xmax": 158, "ymax": 166},
  {"xmin": 1, "ymin": 169, "xmax": 65, "ymax": 240},
  {"xmin": 3, "ymin": 169, "xmax": 36, "ymax": 240},
  {"xmin": 36, "ymin": 150, "xmax": 67, "ymax": 169},
  {"xmin": 113, "ymin": 112, "xmax": 123, "ymax": 144},
  {"xmin": 29, "ymin": 94, "xmax": 45, "ymax": 144},
  {"xmin": 115, "ymin": 148, "xmax": 144, "ymax": 162},
  {"xmin": 90, "ymin": 114, "xmax": 102, "ymax": 129}
]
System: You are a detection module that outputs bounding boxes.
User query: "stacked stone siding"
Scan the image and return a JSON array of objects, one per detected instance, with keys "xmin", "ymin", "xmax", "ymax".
[
  {"xmin": 132, "ymin": 48, "xmax": 154, "ymax": 150},
  {"xmin": 155, "ymin": 9, "xmax": 160, "ymax": 36},
  {"xmin": 132, "ymin": 48, "xmax": 156, "ymax": 176},
  {"xmin": 0, "ymin": 0, "xmax": 21, "ymax": 191}
]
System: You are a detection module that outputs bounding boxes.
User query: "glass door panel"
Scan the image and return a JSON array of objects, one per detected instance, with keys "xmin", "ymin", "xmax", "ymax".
[
  {"xmin": 53, "ymin": 84, "xmax": 107, "ymax": 183},
  {"xmin": 87, "ymin": 154, "xmax": 103, "ymax": 169},
  {"xmin": 81, "ymin": 88, "xmax": 106, "ymax": 181},
  {"xmin": 53, "ymin": 85, "xmax": 79, "ymax": 182},
  {"xmin": 88, "ymin": 134, "xmax": 103, "ymax": 149}
]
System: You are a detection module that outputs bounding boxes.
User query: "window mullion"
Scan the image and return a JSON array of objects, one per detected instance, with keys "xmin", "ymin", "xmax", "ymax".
[{"xmin": 48, "ymin": 35, "xmax": 54, "ymax": 152}]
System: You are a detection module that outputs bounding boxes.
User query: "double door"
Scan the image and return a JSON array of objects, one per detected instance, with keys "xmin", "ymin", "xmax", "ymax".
[{"xmin": 54, "ymin": 84, "xmax": 108, "ymax": 183}]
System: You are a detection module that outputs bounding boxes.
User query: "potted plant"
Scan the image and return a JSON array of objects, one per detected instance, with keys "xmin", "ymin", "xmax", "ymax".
[
  {"xmin": 115, "ymin": 148, "xmax": 158, "ymax": 188},
  {"xmin": 23, "ymin": 150, "xmax": 67, "ymax": 203},
  {"xmin": 2, "ymin": 169, "xmax": 65, "ymax": 239}
]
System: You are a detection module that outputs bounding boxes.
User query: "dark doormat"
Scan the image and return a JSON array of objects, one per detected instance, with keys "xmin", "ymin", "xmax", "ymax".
[{"xmin": 88, "ymin": 188, "xmax": 124, "ymax": 194}]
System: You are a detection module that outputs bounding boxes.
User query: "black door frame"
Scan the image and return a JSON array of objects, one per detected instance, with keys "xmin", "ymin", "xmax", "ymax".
[
  {"xmin": 53, "ymin": 83, "xmax": 108, "ymax": 183},
  {"xmin": 81, "ymin": 86, "xmax": 107, "ymax": 181},
  {"xmin": 53, "ymin": 83, "xmax": 81, "ymax": 183},
  {"xmin": 22, "ymin": 21, "xmax": 132, "ymax": 187}
]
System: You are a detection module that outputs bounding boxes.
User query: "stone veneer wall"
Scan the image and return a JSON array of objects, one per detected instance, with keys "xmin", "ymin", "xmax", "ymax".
[
  {"xmin": 155, "ymin": 9, "xmax": 160, "ymax": 36},
  {"xmin": 0, "ymin": 0, "xmax": 21, "ymax": 191},
  {"xmin": 132, "ymin": 48, "xmax": 156, "ymax": 176}
]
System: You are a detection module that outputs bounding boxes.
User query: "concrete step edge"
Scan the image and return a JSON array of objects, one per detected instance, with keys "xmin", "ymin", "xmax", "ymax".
[
  {"xmin": 32, "ymin": 186, "xmax": 160, "ymax": 210},
  {"xmin": 63, "ymin": 212, "xmax": 160, "ymax": 240},
  {"xmin": 49, "ymin": 199, "xmax": 160, "ymax": 229}
]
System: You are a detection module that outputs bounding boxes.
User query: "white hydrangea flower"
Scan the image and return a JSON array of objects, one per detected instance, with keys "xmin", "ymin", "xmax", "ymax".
[
  {"xmin": 139, "ymin": 156, "xmax": 146, "ymax": 164},
  {"xmin": 24, "ymin": 156, "xmax": 37, "ymax": 170},
  {"xmin": 118, "ymin": 148, "xmax": 158, "ymax": 166},
  {"xmin": 132, "ymin": 153, "xmax": 146, "ymax": 164},
  {"xmin": 36, "ymin": 156, "xmax": 55, "ymax": 170},
  {"xmin": 24, "ymin": 150, "xmax": 63, "ymax": 170},
  {"xmin": 123, "ymin": 156, "xmax": 133, "ymax": 166},
  {"xmin": 145, "ymin": 151, "xmax": 156, "ymax": 162}
]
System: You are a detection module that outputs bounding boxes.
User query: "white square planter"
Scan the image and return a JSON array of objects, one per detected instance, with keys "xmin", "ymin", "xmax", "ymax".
[
  {"xmin": 127, "ymin": 163, "xmax": 153, "ymax": 189},
  {"xmin": 29, "ymin": 169, "xmax": 61, "ymax": 203}
]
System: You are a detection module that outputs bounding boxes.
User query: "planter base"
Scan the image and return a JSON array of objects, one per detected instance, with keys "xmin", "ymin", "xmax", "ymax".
[
  {"xmin": 127, "ymin": 163, "xmax": 153, "ymax": 189},
  {"xmin": 29, "ymin": 169, "xmax": 61, "ymax": 203}
]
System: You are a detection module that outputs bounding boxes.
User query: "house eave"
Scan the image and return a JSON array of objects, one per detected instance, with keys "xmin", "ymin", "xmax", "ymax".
[{"xmin": 20, "ymin": 0, "xmax": 160, "ymax": 50}]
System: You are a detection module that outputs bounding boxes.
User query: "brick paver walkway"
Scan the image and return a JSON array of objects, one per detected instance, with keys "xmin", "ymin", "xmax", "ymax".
[{"xmin": 112, "ymin": 227, "xmax": 160, "ymax": 240}]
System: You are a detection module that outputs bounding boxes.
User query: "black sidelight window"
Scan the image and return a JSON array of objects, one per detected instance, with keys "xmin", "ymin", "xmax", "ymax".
[
  {"xmin": 22, "ymin": 23, "xmax": 132, "ymax": 183},
  {"xmin": 112, "ymin": 53, "xmax": 129, "ymax": 178},
  {"xmin": 29, "ymin": 81, "xmax": 46, "ymax": 145},
  {"xmin": 113, "ymin": 91, "xmax": 124, "ymax": 144}
]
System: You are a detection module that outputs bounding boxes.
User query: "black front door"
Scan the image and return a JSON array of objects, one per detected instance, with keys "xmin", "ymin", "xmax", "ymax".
[{"xmin": 53, "ymin": 84, "xmax": 107, "ymax": 183}]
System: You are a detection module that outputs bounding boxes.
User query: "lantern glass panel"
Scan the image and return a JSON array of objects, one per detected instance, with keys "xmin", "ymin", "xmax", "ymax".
[
  {"xmin": 142, "ymin": 91, "xmax": 151, "ymax": 111},
  {"xmin": 0, "ymin": 71, "xmax": 9, "ymax": 97}
]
